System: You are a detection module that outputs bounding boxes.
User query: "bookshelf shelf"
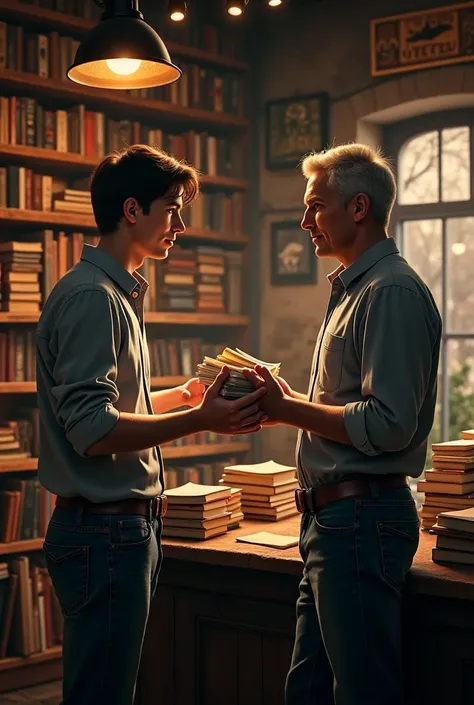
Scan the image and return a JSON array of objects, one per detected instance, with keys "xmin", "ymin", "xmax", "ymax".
[
  {"xmin": 0, "ymin": 145, "xmax": 249, "ymax": 191},
  {"xmin": 0, "ymin": 0, "xmax": 249, "ymax": 72},
  {"xmin": 0, "ymin": 382, "xmax": 36, "ymax": 393},
  {"xmin": 161, "ymin": 441, "xmax": 249, "ymax": 460},
  {"xmin": 0, "ymin": 312, "xmax": 248, "ymax": 326},
  {"xmin": 0, "ymin": 458, "xmax": 38, "ymax": 473},
  {"xmin": 0, "ymin": 208, "xmax": 248, "ymax": 245},
  {"xmin": 0, "ymin": 645, "xmax": 62, "ymax": 674},
  {"xmin": 0, "ymin": 70, "xmax": 248, "ymax": 131},
  {"xmin": 0, "ymin": 538, "xmax": 45, "ymax": 555}
]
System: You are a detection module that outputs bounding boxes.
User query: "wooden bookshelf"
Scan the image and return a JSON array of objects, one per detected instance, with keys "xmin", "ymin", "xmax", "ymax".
[
  {"xmin": 0, "ymin": 382, "xmax": 36, "ymax": 393},
  {"xmin": 0, "ymin": 2, "xmax": 252, "ymax": 689},
  {"xmin": 0, "ymin": 208, "xmax": 248, "ymax": 245},
  {"xmin": 0, "ymin": 645, "xmax": 62, "ymax": 674},
  {"xmin": 162, "ymin": 441, "xmax": 249, "ymax": 460},
  {"xmin": 0, "ymin": 0, "xmax": 249, "ymax": 72},
  {"xmin": 0, "ymin": 312, "xmax": 248, "ymax": 326},
  {"xmin": 0, "ymin": 70, "xmax": 248, "ymax": 130},
  {"xmin": 0, "ymin": 145, "xmax": 249, "ymax": 191},
  {"xmin": 0, "ymin": 458, "xmax": 38, "ymax": 473},
  {"xmin": 0, "ymin": 538, "xmax": 45, "ymax": 555}
]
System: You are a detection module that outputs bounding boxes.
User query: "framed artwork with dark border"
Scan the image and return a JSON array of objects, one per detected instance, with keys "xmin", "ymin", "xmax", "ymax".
[
  {"xmin": 271, "ymin": 221, "xmax": 317, "ymax": 286},
  {"xmin": 266, "ymin": 92, "xmax": 329, "ymax": 171}
]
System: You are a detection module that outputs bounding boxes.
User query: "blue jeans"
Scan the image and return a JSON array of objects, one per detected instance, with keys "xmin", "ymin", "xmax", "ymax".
[
  {"xmin": 43, "ymin": 506, "xmax": 162, "ymax": 705},
  {"xmin": 285, "ymin": 485, "xmax": 419, "ymax": 705}
]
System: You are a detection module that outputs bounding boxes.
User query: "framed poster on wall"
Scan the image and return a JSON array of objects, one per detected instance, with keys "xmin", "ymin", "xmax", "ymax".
[
  {"xmin": 265, "ymin": 93, "xmax": 329, "ymax": 171},
  {"xmin": 371, "ymin": 2, "xmax": 474, "ymax": 77},
  {"xmin": 271, "ymin": 221, "xmax": 317, "ymax": 286}
]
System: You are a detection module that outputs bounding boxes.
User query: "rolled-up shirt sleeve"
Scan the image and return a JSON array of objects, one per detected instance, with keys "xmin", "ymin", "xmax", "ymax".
[
  {"xmin": 50, "ymin": 289, "xmax": 121, "ymax": 457},
  {"xmin": 343, "ymin": 285, "xmax": 437, "ymax": 456}
]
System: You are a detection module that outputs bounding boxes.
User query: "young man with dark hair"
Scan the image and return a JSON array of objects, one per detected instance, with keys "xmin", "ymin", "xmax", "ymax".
[{"xmin": 36, "ymin": 144, "xmax": 267, "ymax": 705}]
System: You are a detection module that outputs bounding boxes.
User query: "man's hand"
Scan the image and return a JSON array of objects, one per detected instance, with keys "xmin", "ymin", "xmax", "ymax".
[
  {"xmin": 195, "ymin": 367, "xmax": 268, "ymax": 434},
  {"xmin": 180, "ymin": 377, "xmax": 205, "ymax": 408},
  {"xmin": 243, "ymin": 365, "xmax": 289, "ymax": 424}
]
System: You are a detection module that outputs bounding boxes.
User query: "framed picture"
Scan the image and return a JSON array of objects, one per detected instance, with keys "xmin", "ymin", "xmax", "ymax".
[
  {"xmin": 271, "ymin": 221, "xmax": 317, "ymax": 286},
  {"xmin": 266, "ymin": 92, "xmax": 329, "ymax": 171}
]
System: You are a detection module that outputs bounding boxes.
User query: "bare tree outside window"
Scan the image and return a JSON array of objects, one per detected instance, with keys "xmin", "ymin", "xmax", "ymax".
[{"xmin": 393, "ymin": 120, "xmax": 474, "ymax": 468}]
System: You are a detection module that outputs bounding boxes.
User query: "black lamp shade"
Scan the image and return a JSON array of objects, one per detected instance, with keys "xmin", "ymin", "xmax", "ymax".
[{"xmin": 67, "ymin": 16, "xmax": 181, "ymax": 90}]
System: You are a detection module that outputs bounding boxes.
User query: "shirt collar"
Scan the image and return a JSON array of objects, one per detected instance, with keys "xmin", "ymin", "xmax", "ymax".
[
  {"xmin": 81, "ymin": 244, "xmax": 148, "ymax": 296},
  {"xmin": 327, "ymin": 238, "xmax": 399, "ymax": 290}
]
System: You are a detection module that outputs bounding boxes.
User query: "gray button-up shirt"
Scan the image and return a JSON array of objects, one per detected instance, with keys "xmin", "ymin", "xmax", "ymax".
[
  {"xmin": 296, "ymin": 238, "xmax": 442, "ymax": 488},
  {"xmin": 36, "ymin": 245, "xmax": 163, "ymax": 502}
]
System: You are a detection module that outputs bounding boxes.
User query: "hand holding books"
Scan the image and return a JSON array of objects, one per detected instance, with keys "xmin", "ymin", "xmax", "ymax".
[{"xmin": 197, "ymin": 348, "xmax": 281, "ymax": 400}]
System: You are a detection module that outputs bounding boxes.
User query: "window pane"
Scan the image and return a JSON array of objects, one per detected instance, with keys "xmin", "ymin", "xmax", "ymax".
[
  {"xmin": 447, "ymin": 339, "xmax": 474, "ymax": 441},
  {"xmin": 447, "ymin": 217, "xmax": 474, "ymax": 333},
  {"xmin": 441, "ymin": 127, "xmax": 470, "ymax": 202},
  {"xmin": 399, "ymin": 131, "xmax": 439, "ymax": 204},
  {"xmin": 402, "ymin": 219, "xmax": 442, "ymax": 312}
]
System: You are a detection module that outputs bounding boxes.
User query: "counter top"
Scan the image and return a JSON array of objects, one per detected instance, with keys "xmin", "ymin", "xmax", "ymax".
[{"xmin": 162, "ymin": 515, "xmax": 474, "ymax": 601}]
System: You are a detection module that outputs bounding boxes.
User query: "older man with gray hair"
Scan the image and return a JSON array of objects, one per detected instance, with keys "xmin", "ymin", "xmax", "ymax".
[{"xmin": 245, "ymin": 143, "xmax": 442, "ymax": 705}]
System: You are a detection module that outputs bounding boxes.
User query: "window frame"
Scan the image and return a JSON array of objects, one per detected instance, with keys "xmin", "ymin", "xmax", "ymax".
[{"xmin": 384, "ymin": 110, "xmax": 474, "ymax": 441}]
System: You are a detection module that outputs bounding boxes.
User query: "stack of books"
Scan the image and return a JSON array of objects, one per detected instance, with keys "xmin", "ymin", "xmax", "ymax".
[
  {"xmin": 195, "ymin": 245, "xmax": 225, "ymax": 313},
  {"xmin": 162, "ymin": 482, "xmax": 231, "ymax": 540},
  {"xmin": 431, "ymin": 508, "xmax": 474, "ymax": 565},
  {"xmin": 220, "ymin": 460, "xmax": 299, "ymax": 522},
  {"xmin": 0, "ymin": 241, "xmax": 43, "ymax": 313},
  {"xmin": 197, "ymin": 347, "xmax": 280, "ymax": 400},
  {"xmin": 226, "ymin": 487, "xmax": 243, "ymax": 529},
  {"xmin": 418, "ymin": 439, "xmax": 474, "ymax": 530},
  {"xmin": 0, "ymin": 422, "xmax": 31, "ymax": 464},
  {"xmin": 53, "ymin": 188, "xmax": 93, "ymax": 215},
  {"xmin": 157, "ymin": 244, "xmax": 196, "ymax": 312}
]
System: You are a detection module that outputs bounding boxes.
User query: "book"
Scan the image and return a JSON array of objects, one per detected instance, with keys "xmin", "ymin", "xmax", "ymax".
[
  {"xmin": 436, "ymin": 507, "xmax": 474, "ymax": 534},
  {"xmin": 417, "ymin": 480, "xmax": 474, "ymax": 495},
  {"xmin": 431, "ymin": 440, "xmax": 474, "ymax": 455},
  {"xmin": 236, "ymin": 531, "xmax": 299, "ymax": 549},
  {"xmin": 197, "ymin": 347, "xmax": 281, "ymax": 399},
  {"xmin": 164, "ymin": 482, "xmax": 231, "ymax": 505},
  {"xmin": 222, "ymin": 459, "xmax": 296, "ymax": 486},
  {"xmin": 432, "ymin": 547, "xmax": 474, "ymax": 565}
]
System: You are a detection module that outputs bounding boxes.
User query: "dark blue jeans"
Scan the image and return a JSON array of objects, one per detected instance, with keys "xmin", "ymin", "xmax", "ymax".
[
  {"xmin": 43, "ymin": 506, "xmax": 162, "ymax": 705},
  {"xmin": 285, "ymin": 485, "xmax": 419, "ymax": 705}
]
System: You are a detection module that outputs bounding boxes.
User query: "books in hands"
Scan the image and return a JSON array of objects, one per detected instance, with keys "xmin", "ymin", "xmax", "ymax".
[{"xmin": 197, "ymin": 347, "xmax": 281, "ymax": 400}]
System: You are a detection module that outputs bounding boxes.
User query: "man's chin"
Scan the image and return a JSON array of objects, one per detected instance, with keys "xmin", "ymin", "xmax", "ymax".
[{"xmin": 314, "ymin": 243, "xmax": 332, "ymax": 258}]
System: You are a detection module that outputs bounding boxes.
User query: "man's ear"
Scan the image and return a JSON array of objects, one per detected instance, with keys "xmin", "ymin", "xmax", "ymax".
[
  {"xmin": 352, "ymin": 193, "xmax": 370, "ymax": 223},
  {"xmin": 123, "ymin": 197, "xmax": 139, "ymax": 224}
]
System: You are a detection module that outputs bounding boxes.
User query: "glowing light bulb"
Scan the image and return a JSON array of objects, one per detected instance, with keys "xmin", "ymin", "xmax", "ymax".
[
  {"xmin": 106, "ymin": 58, "xmax": 142, "ymax": 76},
  {"xmin": 269, "ymin": 0, "xmax": 282, "ymax": 5},
  {"xmin": 228, "ymin": 6, "xmax": 243, "ymax": 15},
  {"xmin": 170, "ymin": 10, "xmax": 185, "ymax": 21},
  {"xmin": 451, "ymin": 242, "xmax": 466, "ymax": 256}
]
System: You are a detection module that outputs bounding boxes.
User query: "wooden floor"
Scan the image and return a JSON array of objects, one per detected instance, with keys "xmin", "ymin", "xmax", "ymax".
[{"xmin": 0, "ymin": 681, "xmax": 61, "ymax": 704}]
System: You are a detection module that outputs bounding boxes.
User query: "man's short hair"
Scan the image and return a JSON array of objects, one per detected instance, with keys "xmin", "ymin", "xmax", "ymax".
[
  {"xmin": 301, "ymin": 143, "xmax": 397, "ymax": 227},
  {"xmin": 91, "ymin": 144, "xmax": 200, "ymax": 235}
]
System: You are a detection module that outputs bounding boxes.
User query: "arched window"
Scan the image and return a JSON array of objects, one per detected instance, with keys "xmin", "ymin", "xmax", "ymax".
[{"xmin": 385, "ymin": 111, "xmax": 474, "ymax": 448}]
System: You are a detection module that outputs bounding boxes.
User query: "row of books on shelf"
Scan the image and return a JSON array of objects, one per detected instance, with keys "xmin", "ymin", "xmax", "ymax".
[
  {"xmin": 0, "ymin": 23, "xmax": 245, "ymax": 115},
  {"xmin": 148, "ymin": 339, "xmax": 222, "ymax": 378},
  {"xmin": 141, "ymin": 243, "xmax": 243, "ymax": 314},
  {"xmin": 0, "ymin": 556, "xmax": 62, "ymax": 658},
  {"xmin": 0, "ymin": 166, "xmax": 91, "ymax": 212},
  {"xmin": 0, "ymin": 236, "xmax": 244, "ymax": 315},
  {"xmin": 0, "ymin": 477, "xmax": 51, "ymax": 542},
  {"xmin": 0, "ymin": 95, "xmax": 245, "ymax": 177},
  {"xmin": 14, "ymin": 0, "xmax": 243, "ymax": 60},
  {"xmin": 0, "ymin": 417, "xmax": 40, "ymax": 460}
]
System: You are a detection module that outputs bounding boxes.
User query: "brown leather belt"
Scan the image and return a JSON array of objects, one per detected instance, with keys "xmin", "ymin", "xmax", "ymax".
[
  {"xmin": 295, "ymin": 474, "xmax": 409, "ymax": 514},
  {"xmin": 55, "ymin": 495, "xmax": 168, "ymax": 518}
]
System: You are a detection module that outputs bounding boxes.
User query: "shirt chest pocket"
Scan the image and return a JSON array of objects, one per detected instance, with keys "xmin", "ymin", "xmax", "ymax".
[{"xmin": 317, "ymin": 332, "xmax": 346, "ymax": 393}]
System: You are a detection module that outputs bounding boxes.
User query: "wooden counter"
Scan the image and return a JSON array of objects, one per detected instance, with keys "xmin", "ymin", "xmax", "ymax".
[{"xmin": 137, "ymin": 517, "xmax": 474, "ymax": 705}]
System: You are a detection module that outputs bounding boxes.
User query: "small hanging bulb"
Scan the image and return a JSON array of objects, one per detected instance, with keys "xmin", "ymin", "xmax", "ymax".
[
  {"xmin": 226, "ymin": 0, "xmax": 248, "ymax": 17},
  {"xmin": 168, "ymin": 0, "xmax": 187, "ymax": 22},
  {"xmin": 268, "ymin": 0, "xmax": 283, "ymax": 6}
]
